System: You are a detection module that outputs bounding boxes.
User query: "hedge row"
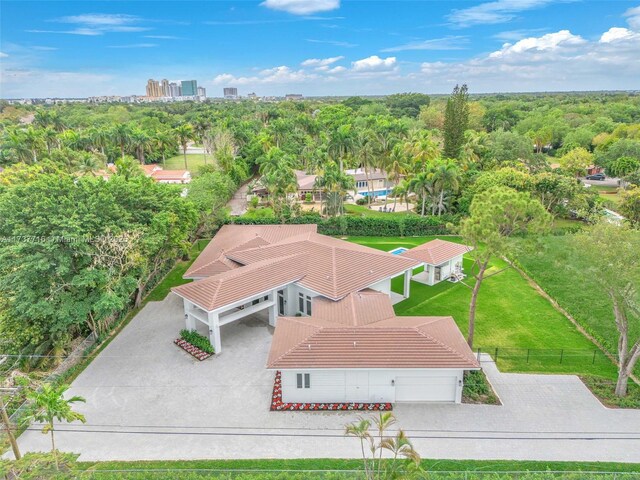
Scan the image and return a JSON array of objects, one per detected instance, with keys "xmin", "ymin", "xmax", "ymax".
[
  {"xmin": 180, "ymin": 329, "xmax": 215, "ymax": 354},
  {"xmin": 230, "ymin": 214, "xmax": 455, "ymax": 237}
]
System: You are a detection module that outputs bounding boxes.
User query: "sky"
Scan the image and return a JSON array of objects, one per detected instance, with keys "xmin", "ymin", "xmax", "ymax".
[{"xmin": 1, "ymin": 0, "xmax": 639, "ymax": 98}]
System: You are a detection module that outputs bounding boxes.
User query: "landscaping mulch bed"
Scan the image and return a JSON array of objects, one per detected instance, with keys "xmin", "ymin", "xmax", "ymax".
[
  {"xmin": 270, "ymin": 371, "xmax": 392, "ymax": 412},
  {"xmin": 174, "ymin": 338, "xmax": 213, "ymax": 361},
  {"xmin": 580, "ymin": 375, "xmax": 640, "ymax": 409}
]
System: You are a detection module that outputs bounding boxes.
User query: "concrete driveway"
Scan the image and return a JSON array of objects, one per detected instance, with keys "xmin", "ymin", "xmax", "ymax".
[{"xmin": 14, "ymin": 294, "xmax": 640, "ymax": 462}]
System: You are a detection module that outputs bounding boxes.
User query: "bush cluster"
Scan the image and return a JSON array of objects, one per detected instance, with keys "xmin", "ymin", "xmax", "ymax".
[
  {"xmin": 230, "ymin": 214, "xmax": 454, "ymax": 237},
  {"xmin": 180, "ymin": 329, "xmax": 215, "ymax": 354}
]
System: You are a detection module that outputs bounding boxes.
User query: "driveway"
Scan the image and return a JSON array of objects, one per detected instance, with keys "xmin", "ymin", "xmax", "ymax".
[
  {"xmin": 14, "ymin": 294, "xmax": 640, "ymax": 462},
  {"xmin": 582, "ymin": 177, "xmax": 620, "ymax": 188}
]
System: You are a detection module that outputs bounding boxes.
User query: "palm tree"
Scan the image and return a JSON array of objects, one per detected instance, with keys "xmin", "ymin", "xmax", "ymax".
[
  {"xmin": 110, "ymin": 123, "xmax": 133, "ymax": 160},
  {"xmin": 393, "ymin": 180, "xmax": 411, "ymax": 212},
  {"xmin": 408, "ymin": 171, "xmax": 435, "ymax": 216},
  {"xmin": 328, "ymin": 124, "xmax": 354, "ymax": 171},
  {"xmin": 130, "ymin": 128, "xmax": 151, "ymax": 165},
  {"xmin": 154, "ymin": 129, "xmax": 177, "ymax": 168},
  {"xmin": 354, "ymin": 129, "xmax": 376, "ymax": 203},
  {"xmin": 432, "ymin": 159, "xmax": 460, "ymax": 215},
  {"xmin": 2, "ymin": 129, "xmax": 31, "ymax": 163},
  {"xmin": 77, "ymin": 153, "xmax": 104, "ymax": 176},
  {"xmin": 174, "ymin": 124, "xmax": 194, "ymax": 170},
  {"xmin": 23, "ymin": 384, "xmax": 86, "ymax": 469},
  {"xmin": 42, "ymin": 127, "xmax": 59, "ymax": 155},
  {"xmin": 314, "ymin": 160, "xmax": 354, "ymax": 216},
  {"xmin": 405, "ymin": 130, "xmax": 440, "ymax": 172},
  {"xmin": 386, "ymin": 145, "xmax": 410, "ymax": 211},
  {"xmin": 114, "ymin": 155, "xmax": 141, "ymax": 181},
  {"xmin": 461, "ymin": 130, "xmax": 489, "ymax": 170},
  {"xmin": 21, "ymin": 127, "xmax": 45, "ymax": 163}
]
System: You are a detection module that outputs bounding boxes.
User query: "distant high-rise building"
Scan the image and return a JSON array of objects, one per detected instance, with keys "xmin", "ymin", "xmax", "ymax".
[
  {"xmin": 197, "ymin": 86, "xmax": 206, "ymax": 98},
  {"xmin": 285, "ymin": 93, "xmax": 303, "ymax": 101},
  {"xmin": 169, "ymin": 82, "xmax": 181, "ymax": 97},
  {"xmin": 181, "ymin": 80, "xmax": 197, "ymax": 96},
  {"xmin": 161, "ymin": 79, "xmax": 170, "ymax": 97},
  {"xmin": 146, "ymin": 79, "xmax": 162, "ymax": 97},
  {"xmin": 223, "ymin": 87, "xmax": 238, "ymax": 99}
]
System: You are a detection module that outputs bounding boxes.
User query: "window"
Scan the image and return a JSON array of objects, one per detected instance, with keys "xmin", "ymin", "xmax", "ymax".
[
  {"xmin": 298, "ymin": 292, "xmax": 312, "ymax": 315},
  {"xmin": 296, "ymin": 373, "xmax": 311, "ymax": 389}
]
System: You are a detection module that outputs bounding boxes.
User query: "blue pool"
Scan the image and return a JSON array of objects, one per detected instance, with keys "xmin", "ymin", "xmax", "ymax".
[{"xmin": 389, "ymin": 247, "xmax": 408, "ymax": 255}]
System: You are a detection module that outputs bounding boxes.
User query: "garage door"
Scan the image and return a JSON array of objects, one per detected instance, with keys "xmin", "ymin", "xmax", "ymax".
[{"xmin": 395, "ymin": 376, "xmax": 457, "ymax": 402}]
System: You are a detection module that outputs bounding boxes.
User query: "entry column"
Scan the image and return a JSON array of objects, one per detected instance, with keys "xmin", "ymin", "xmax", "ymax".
[{"xmin": 208, "ymin": 312, "xmax": 222, "ymax": 354}]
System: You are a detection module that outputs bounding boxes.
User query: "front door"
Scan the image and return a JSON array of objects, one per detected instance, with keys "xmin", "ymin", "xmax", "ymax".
[
  {"xmin": 277, "ymin": 290, "xmax": 285, "ymax": 316},
  {"xmin": 434, "ymin": 266, "xmax": 441, "ymax": 282},
  {"xmin": 345, "ymin": 371, "xmax": 370, "ymax": 402}
]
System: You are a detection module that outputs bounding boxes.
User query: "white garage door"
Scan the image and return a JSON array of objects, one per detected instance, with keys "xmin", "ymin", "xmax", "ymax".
[{"xmin": 395, "ymin": 376, "xmax": 457, "ymax": 402}]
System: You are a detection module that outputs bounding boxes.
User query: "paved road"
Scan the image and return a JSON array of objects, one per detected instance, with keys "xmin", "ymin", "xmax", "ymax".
[
  {"xmin": 12, "ymin": 294, "xmax": 640, "ymax": 462},
  {"xmin": 582, "ymin": 177, "xmax": 621, "ymax": 188},
  {"xmin": 226, "ymin": 181, "xmax": 249, "ymax": 216}
]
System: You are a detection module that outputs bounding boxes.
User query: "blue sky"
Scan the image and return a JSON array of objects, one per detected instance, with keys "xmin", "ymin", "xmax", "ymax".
[{"xmin": 1, "ymin": 0, "xmax": 639, "ymax": 98}]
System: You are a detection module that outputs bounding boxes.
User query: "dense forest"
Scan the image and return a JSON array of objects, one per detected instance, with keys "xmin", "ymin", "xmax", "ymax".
[{"xmin": 1, "ymin": 90, "xmax": 640, "ymax": 362}]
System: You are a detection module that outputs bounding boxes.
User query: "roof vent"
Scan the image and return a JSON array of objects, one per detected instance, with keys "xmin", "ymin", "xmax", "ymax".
[
  {"xmin": 307, "ymin": 344, "xmax": 311, "ymax": 350},
  {"xmin": 369, "ymin": 269, "xmax": 373, "ymax": 274},
  {"xmin": 353, "ymin": 341, "xmax": 357, "ymax": 348}
]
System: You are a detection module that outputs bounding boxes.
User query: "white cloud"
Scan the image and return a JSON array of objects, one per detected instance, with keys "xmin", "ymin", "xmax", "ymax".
[
  {"xmin": 352, "ymin": 55, "xmax": 396, "ymax": 71},
  {"xmin": 327, "ymin": 65, "xmax": 346, "ymax": 74},
  {"xmin": 31, "ymin": 46, "xmax": 58, "ymax": 51},
  {"xmin": 600, "ymin": 27, "xmax": 640, "ymax": 43},
  {"xmin": 0, "ymin": 52, "xmax": 8, "ymax": 58},
  {"xmin": 213, "ymin": 66, "xmax": 315, "ymax": 86},
  {"xmin": 489, "ymin": 30, "xmax": 585, "ymax": 58},
  {"xmin": 418, "ymin": 28, "xmax": 640, "ymax": 92},
  {"xmin": 381, "ymin": 36, "xmax": 468, "ymax": 52},
  {"xmin": 107, "ymin": 43, "xmax": 157, "ymax": 49},
  {"xmin": 57, "ymin": 13, "xmax": 139, "ymax": 26},
  {"xmin": 144, "ymin": 35, "xmax": 182, "ymax": 40},
  {"xmin": 301, "ymin": 56, "xmax": 343, "ymax": 66},
  {"xmin": 27, "ymin": 28, "xmax": 103, "ymax": 36},
  {"xmin": 1, "ymin": 67, "xmax": 113, "ymax": 98},
  {"xmin": 448, "ymin": 0, "xmax": 565, "ymax": 27},
  {"xmin": 493, "ymin": 28, "xmax": 548, "ymax": 42},
  {"xmin": 306, "ymin": 38, "xmax": 357, "ymax": 47},
  {"xmin": 624, "ymin": 5, "xmax": 640, "ymax": 30},
  {"xmin": 260, "ymin": 0, "xmax": 340, "ymax": 15}
]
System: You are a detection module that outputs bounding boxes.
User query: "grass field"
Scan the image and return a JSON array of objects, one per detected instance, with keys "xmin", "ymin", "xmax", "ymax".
[
  {"xmin": 347, "ymin": 236, "xmax": 618, "ymax": 378},
  {"xmin": 163, "ymin": 153, "xmax": 211, "ymax": 171},
  {"xmin": 515, "ymin": 235, "xmax": 640, "ymax": 370}
]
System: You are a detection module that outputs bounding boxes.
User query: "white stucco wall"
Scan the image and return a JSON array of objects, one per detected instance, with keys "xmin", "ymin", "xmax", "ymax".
[
  {"xmin": 367, "ymin": 278, "xmax": 392, "ymax": 295},
  {"xmin": 280, "ymin": 369, "xmax": 466, "ymax": 404}
]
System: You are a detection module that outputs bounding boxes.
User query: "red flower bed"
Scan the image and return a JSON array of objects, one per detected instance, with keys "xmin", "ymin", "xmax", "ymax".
[
  {"xmin": 270, "ymin": 371, "xmax": 392, "ymax": 412},
  {"xmin": 174, "ymin": 338, "xmax": 212, "ymax": 361}
]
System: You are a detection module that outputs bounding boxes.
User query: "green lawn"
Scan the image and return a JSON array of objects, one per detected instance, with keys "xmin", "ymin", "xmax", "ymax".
[
  {"xmin": 344, "ymin": 203, "xmax": 416, "ymax": 217},
  {"xmin": 163, "ymin": 154, "xmax": 211, "ymax": 171},
  {"xmin": 515, "ymin": 235, "xmax": 640, "ymax": 371},
  {"xmin": 347, "ymin": 236, "xmax": 618, "ymax": 378},
  {"xmin": 145, "ymin": 239, "xmax": 210, "ymax": 302}
]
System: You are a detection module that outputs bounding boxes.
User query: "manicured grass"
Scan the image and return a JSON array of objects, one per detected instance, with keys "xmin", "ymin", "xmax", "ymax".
[
  {"xmin": 344, "ymin": 203, "xmax": 416, "ymax": 217},
  {"xmin": 347, "ymin": 236, "xmax": 618, "ymax": 378},
  {"xmin": 145, "ymin": 239, "xmax": 210, "ymax": 302},
  {"xmin": 77, "ymin": 458, "xmax": 640, "ymax": 473},
  {"xmin": 164, "ymin": 154, "xmax": 211, "ymax": 171}
]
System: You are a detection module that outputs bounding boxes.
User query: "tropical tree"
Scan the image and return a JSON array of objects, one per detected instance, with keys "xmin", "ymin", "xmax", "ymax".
[
  {"xmin": 114, "ymin": 155, "xmax": 142, "ymax": 180},
  {"xmin": 619, "ymin": 187, "xmax": 640, "ymax": 228},
  {"xmin": 174, "ymin": 123, "xmax": 194, "ymax": 170},
  {"xmin": 22, "ymin": 127, "xmax": 45, "ymax": 163},
  {"xmin": 314, "ymin": 160, "xmax": 355, "ymax": 216},
  {"xmin": 386, "ymin": 144, "xmax": 410, "ymax": 211},
  {"xmin": 22, "ymin": 384, "xmax": 86, "ymax": 469},
  {"xmin": 42, "ymin": 127, "xmax": 59, "ymax": 155},
  {"xmin": 392, "ymin": 179, "xmax": 412, "ymax": 212},
  {"xmin": 110, "ymin": 123, "xmax": 133, "ymax": 160},
  {"xmin": 354, "ymin": 128, "xmax": 377, "ymax": 202},
  {"xmin": 408, "ymin": 171, "xmax": 435, "ymax": 216},
  {"xmin": 558, "ymin": 147, "xmax": 593, "ymax": 178},
  {"xmin": 76, "ymin": 153, "xmax": 105, "ymax": 176},
  {"xmin": 460, "ymin": 186, "xmax": 551, "ymax": 347},
  {"xmin": 571, "ymin": 223, "xmax": 640, "ymax": 397},
  {"xmin": 154, "ymin": 129, "xmax": 178, "ymax": 167},
  {"xmin": 130, "ymin": 128, "xmax": 152, "ymax": 165},
  {"xmin": 432, "ymin": 159, "xmax": 460, "ymax": 215},
  {"xmin": 404, "ymin": 129, "xmax": 440, "ymax": 172},
  {"xmin": 328, "ymin": 124, "xmax": 354, "ymax": 171},
  {"xmin": 345, "ymin": 412, "xmax": 421, "ymax": 480}
]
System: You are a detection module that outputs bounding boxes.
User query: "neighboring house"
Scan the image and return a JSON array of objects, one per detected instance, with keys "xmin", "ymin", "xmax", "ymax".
[
  {"xmin": 171, "ymin": 225, "xmax": 479, "ymax": 404},
  {"xmin": 400, "ymin": 239, "xmax": 473, "ymax": 285},
  {"xmin": 345, "ymin": 168, "xmax": 394, "ymax": 199},
  {"xmin": 549, "ymin": 163, "xmax": 604, "ymax": 176},
  {"xmin": 97, "ymin": 163, "xmax": 191, "ymax": 184},
  {"xmin": 253, "ymin": 169, "xmax": 394, "ymax": 201}
]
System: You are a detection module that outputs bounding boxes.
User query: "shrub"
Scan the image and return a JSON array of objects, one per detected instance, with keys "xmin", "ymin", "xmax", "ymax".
[
  {"xmin": 355, "ymin": 197, "xmax": 368, "ymax": 206},
  {"xmin": 305, "ymin": 193, "xmax": 313, "ymax": 203},
  {"xmin": 180, "ymin": 329, "xmax": 214, "ymax": 354}
]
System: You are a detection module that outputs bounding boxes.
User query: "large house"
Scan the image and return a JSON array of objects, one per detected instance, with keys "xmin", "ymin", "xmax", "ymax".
[
  {"xmin": 253, "ymin": 169, "xmax": 394, "ymax": 201},
  {"xmin": 96, "ymin": 163, "xmax": 191, "ymax": 184},
  {"xmin": 171, "ymin": 225, "xmax": 479, "ymax": 404},
  {"xmin": 400, "ymin": 239, "xmax": 472, "ymax": 285}
]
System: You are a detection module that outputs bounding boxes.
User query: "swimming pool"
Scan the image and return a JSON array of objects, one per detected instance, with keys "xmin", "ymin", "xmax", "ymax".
[{"xmin": 389, "ymin": 247, "xmax": 408, "ymax": 255}]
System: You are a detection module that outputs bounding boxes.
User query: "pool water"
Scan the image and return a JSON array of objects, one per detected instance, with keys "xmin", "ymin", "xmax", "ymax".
[{"xmin": 389, "ymin": 247, "xmax": 408, "ymax": 255}]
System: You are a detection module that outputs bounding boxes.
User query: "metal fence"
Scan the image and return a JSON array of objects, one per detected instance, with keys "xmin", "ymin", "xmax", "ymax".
[{"xmin": 475, "ymin": 347, "xmax": 614, "ymax": 369}]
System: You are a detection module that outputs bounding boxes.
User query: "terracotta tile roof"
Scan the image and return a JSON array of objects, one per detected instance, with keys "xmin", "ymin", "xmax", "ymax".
[
  {"xmin": 267, "ymin": 313, "xmax": 479, "ymax": 370},
  {"xmin": 312, "ymin": 290, "xmax": 395, "ymax": 326},
  {"xmin": 400, "ymin": 239, "xmax": 472, "ymax": 265},
  {"xmin": 142, "ymin": 164, "xmax": 162, "ymax": 175},
  {"xmin": 295, "ymin": 170, "xmax": 318, "ymax": 190},
  {"xmin": 172, "ymin": 254, "xmax": 306, "ymax": 311},
  {"xmin": 184, "ymin": 224, "xmax": 317, "ymax": 278},
  {"xmin": 226, "ymin": 233, "xmax": 420, "ymax": 300},
  {"xmin": 345, "ymin": 168, "xmax": 388, "ymax": 182},
  {"xmin": 150, "ymin": 169, "xmax": 191, "ymax": 181}
]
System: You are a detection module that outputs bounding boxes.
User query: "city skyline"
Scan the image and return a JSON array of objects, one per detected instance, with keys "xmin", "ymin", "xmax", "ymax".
[{"xmin": 1, "ymin": 1, "xmax": 640, "ymax": 98}]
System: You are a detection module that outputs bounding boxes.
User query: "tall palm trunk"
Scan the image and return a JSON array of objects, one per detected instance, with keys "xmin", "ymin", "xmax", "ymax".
[
  {"xmin": 468, "ymin": 260, "xmax": 489, "ymax": 348},
  {"xmin": 421, "ymin": 190, "xmax": 426, "ymax": 216},
  {"xmin": 183, "ymin": 144, "xmax": 188, "ymax": 170}
]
